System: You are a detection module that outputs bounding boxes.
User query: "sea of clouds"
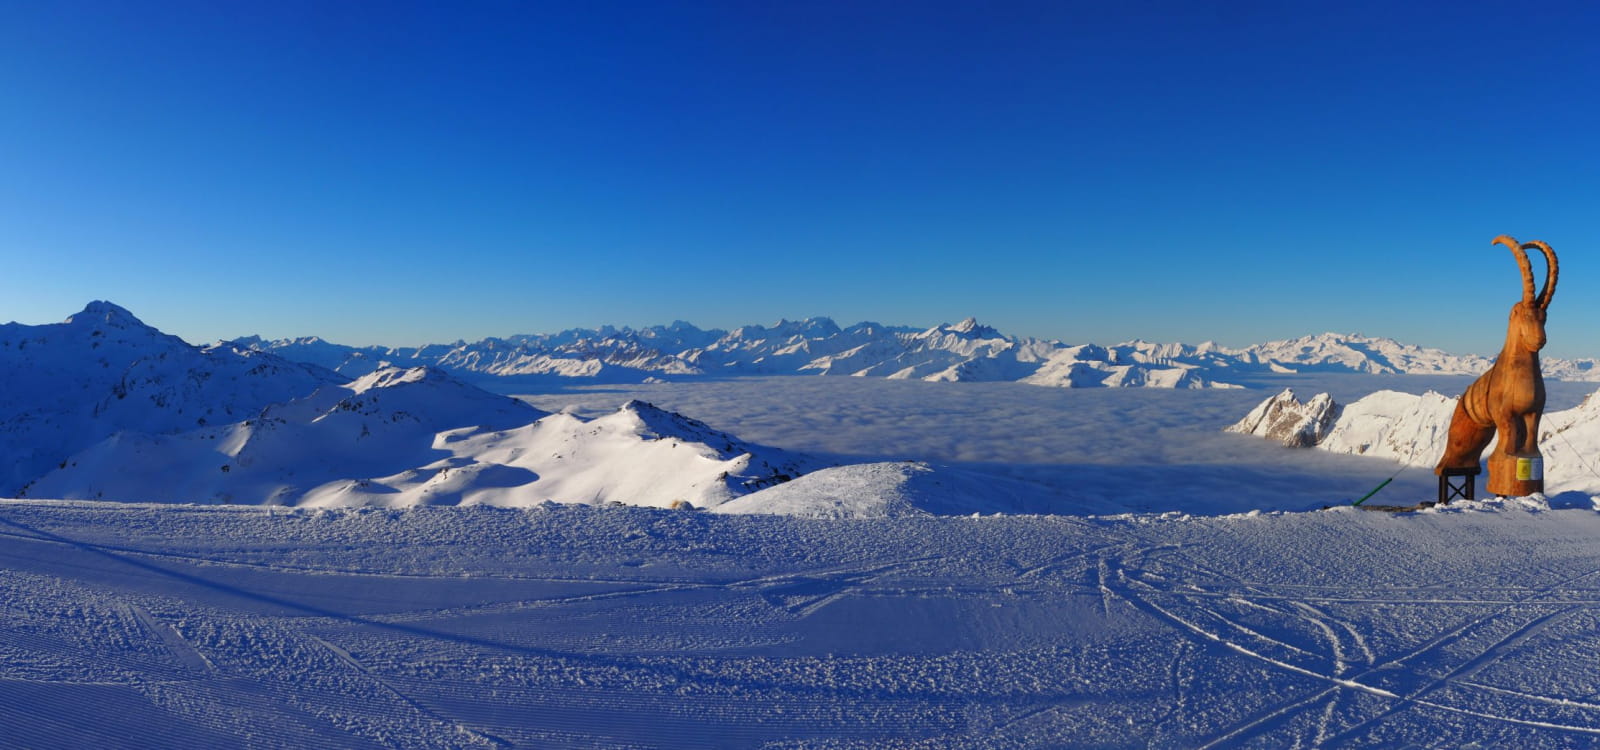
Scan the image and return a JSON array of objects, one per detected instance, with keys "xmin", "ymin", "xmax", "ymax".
[{"xmin": 495, "ymin": 374, "xmax": 1599, "ymax": 516}]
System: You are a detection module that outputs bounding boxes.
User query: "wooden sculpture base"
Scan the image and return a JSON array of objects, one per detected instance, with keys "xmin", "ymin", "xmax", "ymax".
[
  {"xmin": 1486, "ymin": 452, "xmax": 1544, "ymax": 497},
  {"xmin": 1438, "ymin": 466, "xmax": 1479, "ymax": 504}
]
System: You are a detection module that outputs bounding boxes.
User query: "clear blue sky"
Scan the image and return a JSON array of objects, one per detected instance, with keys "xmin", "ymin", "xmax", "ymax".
[{"xmin": 3, "ymin": 1, "xmax": 1598, "ymax": 357}]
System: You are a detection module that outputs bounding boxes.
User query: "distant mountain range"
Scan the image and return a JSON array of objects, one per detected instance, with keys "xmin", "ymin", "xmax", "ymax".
[
  {"xmin": 229, "ymin": 316, "xmax": 1600, "ymax": 388},
  {"xmin": 8, "ymin": 301, "xmax": 1600, "ymax": 511}
]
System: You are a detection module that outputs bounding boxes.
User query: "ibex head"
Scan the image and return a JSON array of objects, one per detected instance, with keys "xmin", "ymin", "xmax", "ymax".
[{"xmin": 1492, "ymin": 235, "xmax": 1557, "ymax": 353}]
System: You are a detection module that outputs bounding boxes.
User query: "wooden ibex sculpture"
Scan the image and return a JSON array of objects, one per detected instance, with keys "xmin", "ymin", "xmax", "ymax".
[{"xmin": 1435, "ymin": 235, "xmax": 1558, "ymax": 496}]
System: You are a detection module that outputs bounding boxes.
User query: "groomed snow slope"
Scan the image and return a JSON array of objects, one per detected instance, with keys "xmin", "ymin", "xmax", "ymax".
[{"xmin": 5, "ymin": 498, "xmax": 1600, "ymax": 747}]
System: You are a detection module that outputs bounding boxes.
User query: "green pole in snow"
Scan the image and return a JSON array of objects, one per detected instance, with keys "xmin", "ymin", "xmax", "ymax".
[{"xmin": 1351, "ymin": 477, "xmax": 1394, "ymax": 506}]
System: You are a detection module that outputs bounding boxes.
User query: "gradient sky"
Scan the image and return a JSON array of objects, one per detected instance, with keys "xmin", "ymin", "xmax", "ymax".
[{"xmin": 3, "ymin": 1, "xmax": 1598, "ymax": 357}]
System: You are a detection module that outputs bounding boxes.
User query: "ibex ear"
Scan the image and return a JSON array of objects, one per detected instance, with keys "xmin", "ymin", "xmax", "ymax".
[
  {"xmin": 1492, "ymin": 235, "xmax": 1537, "ymax": 304},
  {"xmin": 1522, "ymin": 241, "xmax": 1558, "ymax": 310}
]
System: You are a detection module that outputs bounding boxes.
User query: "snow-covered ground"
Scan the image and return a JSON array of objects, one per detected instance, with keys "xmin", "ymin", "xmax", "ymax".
[
  {"xmin": 7, "ymin": 494, "xmax": 1600, "ymax": 748},
  {"xmin": 8, "ymin": 374, "xmax": 1600, "ymax": 746}
]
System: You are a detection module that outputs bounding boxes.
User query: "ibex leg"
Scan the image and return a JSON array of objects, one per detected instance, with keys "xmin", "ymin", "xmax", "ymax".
[
  {"xmin": 1486, "ymin": 412, "xmax": 1545, "ymax": 497},
  {"xmin": 1517, "ymin": 412, "xmax": 1542, "ymax": 455},
  {"xmin": 1434, "ymin": 400, "xmax": 1493, "ymax": 474}
]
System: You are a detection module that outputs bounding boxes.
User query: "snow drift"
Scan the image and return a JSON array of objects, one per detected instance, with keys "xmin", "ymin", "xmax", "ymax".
[{"xmin": 715, "ymin": 460, "xmax": 1105, "ymax": 519}]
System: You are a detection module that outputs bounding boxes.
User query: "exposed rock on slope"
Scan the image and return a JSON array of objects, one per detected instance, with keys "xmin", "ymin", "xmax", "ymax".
[
  {"xmin": 1230, "ymin": 388, "xmax": 1461, "ymax": 461},
  {"xmin": 1226, "ymin": 389, "xmax": 1340, "ymax": 447}
]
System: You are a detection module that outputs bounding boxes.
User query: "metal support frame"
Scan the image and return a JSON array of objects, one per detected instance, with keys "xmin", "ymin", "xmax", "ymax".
[{"xmin": 1438, "ymin": 466, "xmax": 1480, "ymax": 504}]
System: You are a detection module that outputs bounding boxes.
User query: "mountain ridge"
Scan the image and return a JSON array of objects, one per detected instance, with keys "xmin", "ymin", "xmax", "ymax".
[
  {"xmin": 228, "ymin": 320, "xmax": 1600, "ymax": 389},
  {"xmin": 1, "ymin": 301, "xmax": 343, "ymax": 496}
]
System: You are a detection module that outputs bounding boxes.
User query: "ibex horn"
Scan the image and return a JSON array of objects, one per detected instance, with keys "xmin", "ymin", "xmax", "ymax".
[
  {"xmin": 1492, "ymin": 235, "xmax": 1536, "ymax": 304},
  {"xmin": 1523, "ymin": 240, "xmax": 1558, "ymax": 310}
]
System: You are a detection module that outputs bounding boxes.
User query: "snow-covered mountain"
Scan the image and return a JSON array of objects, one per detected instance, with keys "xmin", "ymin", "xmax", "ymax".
[
  {"xmin": 1225, "ymin": 388, "xmax": 1340, "ymax": 447},
  {"xmin": 1232, "ymin": 333, "xmax": 1493, "ymax": 375},
  {"xmin": 1542, "ymin": 357, "xmax": 1600, "ymax": 381},
  {"xmin": 26, "ymin": 365, "xmax": 818, "ymax": 509},
  {"xmin": 404, "ymin": 399, "xmax": 816, "ymax": 510},
  {"xmin": 1229, "ymin": 386, "xmax": 1600, "ymax": 494},
  {"xmin": 0, "ymin": 302, "xmax": 342, "ymax": 496},
  {"xmin": 233, "ymin": 321, "xmax": 1600, "ymax": 391},
  {"xmin": 232, "ymin": 317, "xmax": 1254, "ymax": 389},
  {"xmin": 1021, "ymin": 343, "xmax": 1239, "ymax": 389}
]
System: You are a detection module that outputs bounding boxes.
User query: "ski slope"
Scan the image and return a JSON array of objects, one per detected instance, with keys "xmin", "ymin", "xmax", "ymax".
[{"xmin": 4, "ymin": 497, "xmax": 1600, "ymax": 747}]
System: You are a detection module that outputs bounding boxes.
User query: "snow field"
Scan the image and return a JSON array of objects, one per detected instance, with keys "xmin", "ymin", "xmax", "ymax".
[{"xmin": 5, "ymin": 499, "xmax": 1600, "ymax": 746}]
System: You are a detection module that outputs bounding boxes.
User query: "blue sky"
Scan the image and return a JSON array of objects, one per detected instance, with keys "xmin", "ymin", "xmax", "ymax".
[{"xmin": 3, "ymin": 1, "xmax": 1598, "ymax": 356}]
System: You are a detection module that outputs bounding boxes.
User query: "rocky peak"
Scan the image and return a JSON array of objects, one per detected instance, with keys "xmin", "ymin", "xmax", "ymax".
[
  {"xmin": 944, "ymin": 317, "xmax": 1000, "ymax": 339},
  {"xmin": 1226, "ymin": 388, "xmax": 1340, "ymax": 447}
]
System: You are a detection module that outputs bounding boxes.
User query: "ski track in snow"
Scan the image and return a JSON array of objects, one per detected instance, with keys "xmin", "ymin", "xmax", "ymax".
[{"xmin": 3, "ymin": 499, "xmax": 1600, "ymax": 747}]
